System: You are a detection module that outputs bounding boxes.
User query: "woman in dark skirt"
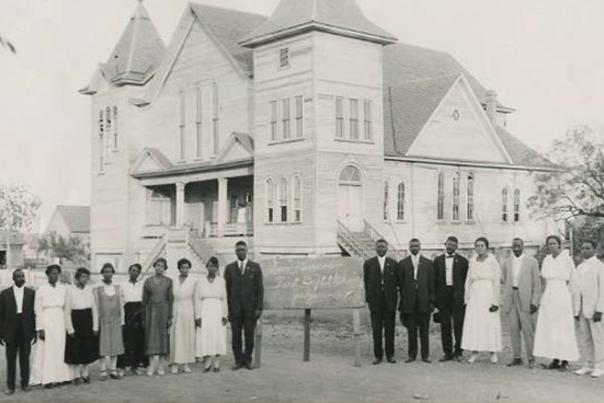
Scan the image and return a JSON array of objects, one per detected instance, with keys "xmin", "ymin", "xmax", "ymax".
[
  {"xmin": 143, "ymin": 258, "xmax": 173, "ymax": 376},
  {"xmin": 65, "ymin": 267, "xmax": 99, "ymax": 384}
]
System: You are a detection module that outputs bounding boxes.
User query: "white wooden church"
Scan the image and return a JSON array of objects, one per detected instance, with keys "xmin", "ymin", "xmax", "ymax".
[{"xmin": 81, "ymin": 0, "xmax": 557, "ymax": 271}]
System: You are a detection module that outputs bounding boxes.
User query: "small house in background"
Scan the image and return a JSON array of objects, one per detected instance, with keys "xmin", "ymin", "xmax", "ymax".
[
  {"xmin": 45, "ymin": 205, "xmax": 91, "ymax": 242},
  {"xmin": 0, "ymin": 232, "xmax": 26, "ymax": 269}
]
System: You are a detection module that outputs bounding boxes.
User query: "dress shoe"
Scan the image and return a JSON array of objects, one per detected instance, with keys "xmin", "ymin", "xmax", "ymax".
[
  {"xmin": 439, "ymin": 355, "xmax": 454, "ymax": 362},
  {"xmin": 547, "ymin": 359, "xmax": 560, "ymax": 369},
  {"xmin": 372, "ymin": 358, "xmax": 383, "ymax": 365},
  {"xmin": 231, "ymin": 363, "xmax": 243, "ymax": 371},
  {"xmin": 422, "ymin": 358, "xmax": 432, "ymax": 364},
  {"xmin": 44, "ymin": 383, "xmax": 54, "ymax": 389},
  {"xmin": 559, "ymin": 361, "xmax": 569, "ymax": 371},
  {"xmin": 507, "ymin": 358, "xmax": 523, "ymax": 367},
  {"xmin": 590, "ymin": 369, "xmax": 604, "ymax": 378},
  {"xmin": 5, "ymin": 389, "xmax": 15, "ymax": 396},
  {"xmin": 453, "ymin": 354, "xmax": 463, "ymax": 362},
  {"xmin": 575, "ymin": 367, "xmax": 592, "ymax": 376},
  {"xmin": 244, "ymin": 362, "xmax": 254, "ymax": 370},
  {"xmin": 82, "ymin": 377, "xmax": 91, "ymax": 384},
  {"xmin": 21, "ymin": 385, "xmax": 31, "ymax": 392},
  {"xmin": 387, "ymin": 357, "xmax": 397, "ymax": 364},
  {"xmin": 405, "ymin": 358, "xmax": 416, "ymax": 363}
]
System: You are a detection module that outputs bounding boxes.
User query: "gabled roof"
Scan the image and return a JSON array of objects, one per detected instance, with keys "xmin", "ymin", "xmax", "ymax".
[
  {"xmin": 131, "ymin": 147, "xmax": 174, "ymax": 175},
  {"xmin": 495, "ymin": 126, "xmax": 554, "ymax": 168},
  {"xmin": 54, "ymin": 206, "xmax": 90, "ymax": 234},
  {"xmin": 239, "ymin": 0, "xmax": 397, "ymax": 48}
]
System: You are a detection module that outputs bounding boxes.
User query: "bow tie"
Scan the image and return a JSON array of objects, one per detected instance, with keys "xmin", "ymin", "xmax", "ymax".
[{"xmin": 446, "ymin": 255, "xmax": 455, "ymax": 259}]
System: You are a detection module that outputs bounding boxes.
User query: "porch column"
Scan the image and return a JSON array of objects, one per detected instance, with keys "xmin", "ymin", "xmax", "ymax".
[
  {"xmin": 217, "ymin": 177, "xmax": 228, "ymax": 237},
  {"xmin": 176, "ymin": 180, "xmax": 187, "ymax": 227}
]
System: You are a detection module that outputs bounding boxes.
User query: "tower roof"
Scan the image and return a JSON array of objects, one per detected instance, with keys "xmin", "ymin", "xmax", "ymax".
[
  {"xmin": 102, "ymin": 0, "xmax": 166, "ymax": 86},
  {"xmin": 239, "ymin": 0, "xmax": 397, "ymax": 48}
]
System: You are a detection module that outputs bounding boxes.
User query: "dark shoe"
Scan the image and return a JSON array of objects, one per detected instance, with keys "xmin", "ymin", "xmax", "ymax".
[
  {"xmin": 372, "ymin": 357, "xmax": 383, "ymax": 365},
  {"xmin": 82, "ymin": 376, "xmax": 91, "ymax": 384},
  {"xmin": 439, "ymin": 355, "xmax": 454, "ymax": 362},
  {"xmin": 560, "ymin": 361, "xmax": 569, "ymax": 371},
  {"xmin": 213, "ymin": 367, "xmax": 221, "ymax": 373},
  {"xmin": 547, "ymin": 359, "xmax": 561, "ymax": 369},
  {"xmin": 5, "ymin": 389, "xmax": 15, "ymax": 396},
  {"xmin": 422, "ymin": 358, "xmax": 432, "ymax": 363},
  {"xmin": 44, "ymin": 384, "xmax": 54, "ymax": 389},
  {"xmin": 507, "ymin": 358, "xmax": 523, "ymax": 367},
  {"xmin": 21, "ymin": 385, "xmax": 31, "ymax": 393},
  {"xmin": 387, "ymin": 357, "xmax": 397, "ymax": 364},
  {"xmin": 231, "ymin": 363, "xmax": 243, "ymax": 371},
  {"xmin": 244, "ymin": 362, "xmax": 254, "ymax": 370},
  {"xmin": 405, "ymin": 358, "xmax": 416, "ymax": 363}
]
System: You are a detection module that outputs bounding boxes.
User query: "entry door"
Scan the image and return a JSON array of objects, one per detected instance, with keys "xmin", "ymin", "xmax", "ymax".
[{"xmin": 338, "ymin": 184, "xmax": 363, "ymax": 231}]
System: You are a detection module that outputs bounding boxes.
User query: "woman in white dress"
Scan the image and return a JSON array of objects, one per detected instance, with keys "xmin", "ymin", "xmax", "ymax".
[
  {"xmin": 461, "ymin": 237, "xmax": 502, "ymax": 364},
  {"xmin": 533, "ymin": 235, "xmax": 579, "ymax": 370},
  {"xmin": 30, "ymin": 265, "xmax": 73, "ymax": 388},
  {"xmin": 170, "ymin": 258, "xmax": 197, "ymax": 374},
  {"xmin": 195, "ymin": 256, "xmax": 228, "ymax": 372}
]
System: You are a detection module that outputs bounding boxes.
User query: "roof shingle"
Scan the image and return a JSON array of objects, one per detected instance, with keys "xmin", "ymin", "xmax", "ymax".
[{"xmin": 55, "ymin": 206, "xmax": 90, "ymax": 234}]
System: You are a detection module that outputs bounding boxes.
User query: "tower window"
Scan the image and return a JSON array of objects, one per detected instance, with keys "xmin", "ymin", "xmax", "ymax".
[
  {"xmin": 295, "ymin": 95, "xmax": 303, "ymax": 138},
  {"xmin": 335, "ymin": 97, "xmax": 344, "ymax": 138},
  {"xmin": 279, "ymin": 48, "xmax": 290, "ymax": 68},
  {"xmin": 270, "ymin": 100, "xmax": 278, "ymax": 141},
  {"xmin": 282, "ymin": 98, "xmax": 291, "ymax": 139},
  {"xmin": 279, "ymin": 177, "xmax": 289, "ymax": 222},
  {"xmin": 363, "ymin": 100, "xmax": 372, "ymax": 140},
  {"xmin": 349, "ymin": 99, "xmax": 359, "ymax": 140},
  {"xmin": 293, "ymin": 175, "xmax": 302, "ymax": 223}
]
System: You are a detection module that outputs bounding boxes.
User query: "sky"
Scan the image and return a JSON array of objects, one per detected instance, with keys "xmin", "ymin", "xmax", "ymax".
[{"xmin": 1, "ymin": 0, "xmax": 603, "ymax": 231}]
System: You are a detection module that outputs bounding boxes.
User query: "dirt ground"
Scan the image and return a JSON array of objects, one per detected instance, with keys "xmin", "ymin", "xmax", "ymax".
[{"xmin": 1, "ymin": 310, "xmax": 603, "ymax": 403}]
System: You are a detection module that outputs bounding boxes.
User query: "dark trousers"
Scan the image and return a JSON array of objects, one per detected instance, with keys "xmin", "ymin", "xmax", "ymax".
[
  {"xmin": 401, "ymin": 309, "xmax": 430, "ymax": 360},
  {"xmin": 369, "ymin": 299, "xmax": 396, "ymax": 359},
  {"xmin": 118, "ymin": 302, "xmax": 148, "ymax": 369},
  {"xmin": 5, "ymin": 315, "xmax": 31, "ymax": 390},
  {"xmin": 439, "ymin": 287, "xmax": 465, "ymax": 357},
  {"xmin": 231, "ymin": 309, "xmax": 256, "ymax": 365}
]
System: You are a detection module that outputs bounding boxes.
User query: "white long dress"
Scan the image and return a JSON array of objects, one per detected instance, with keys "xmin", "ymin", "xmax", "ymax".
[
  {"xmin": 195, "ymin": 276, "xmax": 228, "ymax": 357},
  {"xmin": 461, "ymin": 254, "xmax": 502, "ymax": 352},
  {"xmin": 170, "ymin": 275, "xmax": 197, "ymax": 364},
  {"xmin": 30, "ymin": 283, "xmax": 73, "ymax": 385},
  {"xmin": 533, "ymin": 250, "xmax": 580, "ymax": 361}
]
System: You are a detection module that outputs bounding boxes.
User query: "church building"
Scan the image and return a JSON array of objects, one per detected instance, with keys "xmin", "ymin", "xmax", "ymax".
[{"xmin": 81, "ymin": 0, "xmax": 557, "ymax": 271}]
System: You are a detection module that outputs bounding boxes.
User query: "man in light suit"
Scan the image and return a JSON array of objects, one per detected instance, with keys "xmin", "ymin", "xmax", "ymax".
[
  {"xmin": 572, "ymin": 240, "xmax": 604, "ymax": 378},
  {"xmin": 501, "ymin": 238, "xmax": 541, "ymax": 368},
  {"xmin": 398, "ymin": 238, "xmax": 434, "ymax": 363},
  {"xmin": 363, "ymin": 239, "xmax": 399, "ymax": 365}
]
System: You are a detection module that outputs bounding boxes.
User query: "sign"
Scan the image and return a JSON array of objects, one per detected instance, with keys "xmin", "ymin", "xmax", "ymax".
[{"xmin": 261, "ymin": 256, "xmax": 365, "ymax": 310}]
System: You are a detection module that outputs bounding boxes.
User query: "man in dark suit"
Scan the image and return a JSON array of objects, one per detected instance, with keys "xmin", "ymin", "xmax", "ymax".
[
  {"xmin": 0, "ymin": 269, "xmax": 36, "ymax": 395},
  {"xmin": 224, "ymin": 240, "xmax": 264, "ymax": 370},
  {"xmin": 398, "ymin": 238, "xmax": 434, "ymax": 363},
  {"xmin": 433, "ymin": 236, "xmax": 469, "ymax": 362},
  {"xmin": 363, "ymin": 239, "xmax": 399, "ymax": 365}
]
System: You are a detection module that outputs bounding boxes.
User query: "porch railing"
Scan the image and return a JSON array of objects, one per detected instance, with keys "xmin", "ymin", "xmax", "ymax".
[{"xmin": 205, "ymin": 222, "xmax": 253, "ymax": 238}]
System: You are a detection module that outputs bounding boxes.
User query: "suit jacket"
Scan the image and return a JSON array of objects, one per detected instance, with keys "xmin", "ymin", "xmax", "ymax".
[
  {"xmin": 433, "ymin": 253, "xmax": 469, "ymax": 310},
  {"xmin": 224, "ymin": 260, "xmax": 264, "ymax": 318},
  {"xmin": 0, "ymin": 286, "xmax": 36, "ymax": 345},
  {"xmin": 501, "ymin": 255, "xmax": 542, "ymax": 313},
  {"xmin": 398, "ymin": 255, "xmax": 434, "ymax": 314},
  {"xmin": 572, "ymin": 256, "xmax": 604, "ymax": 318},
  {"xmin": 363, "ymin": 256, "xmax": 399, "ymax": 312}
]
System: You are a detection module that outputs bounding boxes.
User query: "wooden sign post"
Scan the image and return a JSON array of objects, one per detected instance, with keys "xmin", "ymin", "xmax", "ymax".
[{"xmin": 254, "ymin": 256, "xmax": 366, "ymax": 369}]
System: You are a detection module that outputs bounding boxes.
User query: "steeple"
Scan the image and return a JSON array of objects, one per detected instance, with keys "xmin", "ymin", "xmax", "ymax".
[
  {"xmin": 102, "ymin": 0, "xmax": 166, "ymax": 86},
  {"xmin": 239, "ymin": 0, "xmax": 397, "ymax": 48}
]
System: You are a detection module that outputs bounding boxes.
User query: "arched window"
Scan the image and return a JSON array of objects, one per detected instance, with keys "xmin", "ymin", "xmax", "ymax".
[
  {"xmin": 265, "ymin": 178, "xmax": 274, "ymax": 223},
  {"xmin": 502, "ymin": 187, "xmax": 509, "ymax": 222},
  {"xmin": 293, "ymin": 175, "xmax": 302, "ymax": 222},
  {"xmin": 98, "ymin": 109, "xmax": 104, "ymax": 171},
  {"xmin": 279, "ymin": 177, "xmax": 289, "ymax": 222},
  {"xmin": 339, "ymin": 165, "xmax": 362, "ymax": 185},
  {"xmin": 112, "ymin": 106, "xmax": 118, "ymax": 150},
  {"xmin": 452, "ymin": 174, "xmax": 460, "ymax": 221},
  {"xmin": 514, "ymin": 189, "xmax": 521, "ymax": 222},
  {"xmin": 397, "ymin": 182, "xmax": 405, "ymax": 221},
  {"xmin": 467, "ymin": 173, "xmax": 474, "ymax": 220},
  {"xmin": 383, "ymin": 181, "xmax": 389, "ymax": 221},
  {"xmin": 437, "ymin": 171, "xmax": 444, "ymax": 220}
]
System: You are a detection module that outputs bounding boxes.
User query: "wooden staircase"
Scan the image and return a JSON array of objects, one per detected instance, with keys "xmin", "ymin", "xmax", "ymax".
[
  {"xmin": 187, "ymin": 230, "xmax": 226, "ymax": 268},
  {"xmin": 337, "ymin": 220, "xmax": 403, "ymax": 260}
]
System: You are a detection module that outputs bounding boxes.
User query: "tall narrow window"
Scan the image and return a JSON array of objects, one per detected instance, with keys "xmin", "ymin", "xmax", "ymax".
[
  {"xmin": 502, "ymin": 187, "xmax": 509, "ymax": 222},
  {"xmin": 294, "ymin": 175, "xmax": 302, "ymax": 223},
  {"xmin": 383, "ymin": 181, "xmax": 389, "ymax": 221},
  {"xmin": 350, "ymin": 98, "xmax": 359, "ymax": 140},
  {"xmin": 266, "ymin": 178, "xmax": 274, "ymax": 223},
  {"xmin": 179, "ymin": 90, "xmax": 185, "ymax": 161},
  {"xmin": 335, "ymin": 96, "xmax": 344, "ymax": 138},
  {"xmin": 452, "ymin": 174, "xmax": 460, "ymax": 221},
  {"xmin": 195, "ymin": 87, "xmax": 202, "ymax": 159},
  {"xmin": 467, "ymin": 174, "xmax": 474, "ymax": 220},
  {"xmin": 437, "ymin": 172, "xmax": 444, "ymax": 220},
  {"xmin": 279, "ymin": 177, "xmax": 288, "ymax": 222},
  {"xmin": 279, "ymin": 48, "xmax": 290, "ymax": 68},
  {"xmin": 514, "ymin": 189, "xmax": 521, "ymax": 222},
  {"xmin": 112, "ymin": 106, "xmax": 118, "ymax": 150},
  {"xmin": 270, "ymin": 100, "xmax": 277, "ymax": 141},
  {"xmin": 295, "ymin": 95, "xmax": 303, "ymax": 138},
  {"xmin": 98, "ymin": 110, "xmax": 104, "ymax": 171},
  {"xmin": 212, "ymin": 82, "xmax": 219, "ymax": 155},
  {"xmin": 282, "ymin": 98, "xmax": 291, "ymax": 139},
  {"xmin": 397, "ymin": 182, "xmax": 405, "ymax": 221},
  {"xmin": 105, "ymin": 106, "xmax": 112, "ymax": 159},
  {"xmin": 363, "ymin": 100, "xmax": 372, "ymax": 140}
]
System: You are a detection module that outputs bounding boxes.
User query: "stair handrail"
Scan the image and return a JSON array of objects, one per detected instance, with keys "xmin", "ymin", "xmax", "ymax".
[
  {"xmin": 363, "ymin": 220, "xmax": 403, "ymax": 260},
  {"xmin": 188, "ymin": 230, "xmax": 226, "ymax": 268},
  {"xmin": 337, "ymin": 221, "xmax": 370, "ymax": 259},
  {"xmin": 143, "ymin": 236, "xmax": 167, "ymax": 273}
]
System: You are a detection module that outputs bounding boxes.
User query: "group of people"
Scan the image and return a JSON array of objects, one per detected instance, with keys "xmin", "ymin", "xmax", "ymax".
[
  {"xmin": 0, "ymin": 240, "xmax": 264, "ymax": 396},
  {"xmin": 364, "ymin": 235, "xmax": 604, "ymax": 378}
]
